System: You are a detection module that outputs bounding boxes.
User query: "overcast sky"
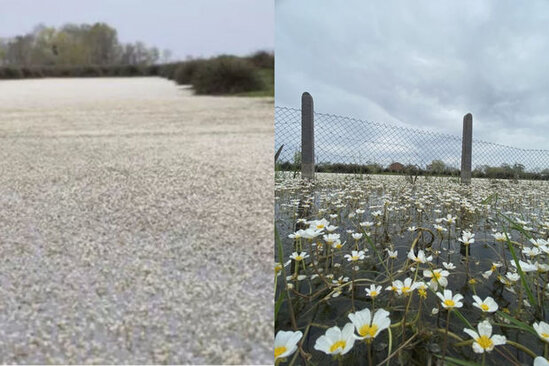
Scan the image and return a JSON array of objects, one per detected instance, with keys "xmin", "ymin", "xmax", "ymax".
[
  {"xmin": 276, "ymin": 0, "xmax": 549, "ymax": 151},
  {"xmin": 0, "ymin": 0, "xmax": 273, "ymax": 60}
]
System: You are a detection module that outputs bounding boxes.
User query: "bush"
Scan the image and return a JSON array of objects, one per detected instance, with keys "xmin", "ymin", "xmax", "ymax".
[
  {"xmin": 158, "ymin": 63, "xmax": 179, "ymax": 80},
  {"xmin": 174, "ymin": 59, "xmax": 203, "ymax": 85},
  {"xmin": 117, "ymin": 65, "xmax": 142, "ymax": 76},
  {"xmin": 248, "ymin": 50, "xmax": 274, "ymax": 68},
  {"xmin": 191, "ymin": 56, "xmax": 264, "ymax": 95},
  {"xmin": 20, "ymin": 67, "xmax": 44, "ymax": 78},
  {"xmin": 144, "ymin": 64, "xmax": 160, "ymax": 76},
  {"xmin": 0, "ymin": 67, "xmax": 23, "ymax": 79}
]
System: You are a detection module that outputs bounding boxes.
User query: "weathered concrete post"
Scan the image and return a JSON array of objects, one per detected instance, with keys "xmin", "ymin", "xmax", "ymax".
[
  {"xmin": 301, "ymin": 92, "xmax": 315, "ymax": 179},
  {"xmin": 461, "ymin": 113, "xmax": 473, "ymax": 184}
]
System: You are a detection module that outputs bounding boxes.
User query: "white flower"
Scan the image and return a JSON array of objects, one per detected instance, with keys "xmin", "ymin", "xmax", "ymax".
[
  {"xmin": 423, "ymin": 268, "xmax": 449, "ymax": 290},
  {"xmin": 434, "ymin": 224, "xmax": 447, "ymax": 233},
  {"xmin": 392, "ymin": 278, "xmax": 418, "ymax": 296},
  {"xmin": 511, "ymin": 260, "xmax": 538, "ymax": 272},
  {"xmin": 458, "ymin": 231, "xmax": 475, "ymax": 245},
  {"xmin": 360, "ymin": 221, "xmax": 374, "ymax": 228},
  {"xmin": 523, "ymin": 247, "xmax": 542, "ymax": 258},
  {"xmin": 531, "ymin": 238, "xmax": 549, "ymax": 247},
  {"xmin": 289, "ymin": 252, "xmax": 309, "ymax": 262},
  {"xmin": 505, "ymin": 272, "xmax": 520, "ymax": 282},
  {"xmin": 288, "ymin": 230, "xmax": 305, "ymax": 239},
  {"xmin": 436, "ymin": 289, "xmax": 464, "ymax": 309},
  {"xmin": 482, "ymin": 262, "xmax": 503, "ymax": 279},
  {"xmin": 307, "ymin": 218, "xmax": 330, "ymax": 231},
  {"xmin": 408, "ymin": 249, "xmax": 432, "ymax": 264},
  {"xmin": 352, "ymin": 233, "xmax": 363, "ymax": 240},
  {"xmin": 344, "ymin": 250, "xmax": 365, "ymax": 262},
  {"xmin": 443, "ymin": 214, "xmax": 456, "ymax": 224},
  {"xmin": 536, "ymin": 262, "xmax": 549, "ymax": 272},
  {"xmin": 365, "ymin": 284, "xmax": 382, "ymax": 299},
  {"xmin": 533, "ymin": 321, "xmax": 549, "ymax": 343},
  {"xmin": 472, "ymin": 295, "xmax": 498, "ymax": 313},
  {"xmin": 325, "ymin": 225, "xmax": 338, "ymax": 232},
  {"xmin": 275, "ymin": 330, "xmax": 303, "ymax": 361},
  {"xmin": 442, "ymin": 262, "xmax": 456, "ymax": 270},
  {"xmin": 332, "ymin": 276, "xmax": 349, "ymax": 286},
  {"xmin": 463, "ymin": 320, "xmax": 506, "ymax": 353},
  {"xmin": 348, "ymin": 308, "xmax": 391, "ymax": 342},
  {"xmin": 534, "ymin": 356, "xmax": 549, "ymax": 366},
  {"xmin": 275, "ymin": 260, "xmax": 291, "ymax": 277},
  {"xmin": 300, "ymin": 228, "xmax": 324, "ymax": 239},
  {"xmin": 386, "ymin": 249, "xmax": 398, "ymax": 259},
  {"xmin": 323, "ymin": 233, "xmax": 341, "ymax": 245},
  {"xmin": 492, "ymin": 232, "xmax": 508, "ymax": 242},
  {"xmin": 314, "ymin": 323, "xmax": 356, "ymax": 355}
]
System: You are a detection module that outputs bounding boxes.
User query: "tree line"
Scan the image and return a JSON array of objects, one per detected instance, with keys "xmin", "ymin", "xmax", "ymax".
[
  {"xmin": 277, "ymin": 156, "xmax": 549, "ymax": 180},
  {"xmin": 0, "ymin": 23, "xmax": 165, "ymax": 67}
]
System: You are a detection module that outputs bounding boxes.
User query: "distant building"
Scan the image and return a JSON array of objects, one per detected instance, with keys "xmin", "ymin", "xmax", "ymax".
[{"xmin": 388, "ymin": 162, "xmax": 404, "ymax": 172}]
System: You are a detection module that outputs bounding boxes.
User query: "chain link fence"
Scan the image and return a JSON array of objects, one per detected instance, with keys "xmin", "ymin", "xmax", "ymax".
[{"xmin": 275, "ymin": 106, "xmax": 549, "ymax": 179}]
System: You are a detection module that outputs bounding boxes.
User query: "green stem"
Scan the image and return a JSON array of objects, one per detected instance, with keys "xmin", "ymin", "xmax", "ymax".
[{"xmin": 441, "ymin": 310, "xmax": 451, "ymax": 363}]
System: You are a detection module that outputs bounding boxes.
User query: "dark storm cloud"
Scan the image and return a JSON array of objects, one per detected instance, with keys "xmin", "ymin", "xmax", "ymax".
[{"xmin": 276, "ymin": 0, "xmax": 549, "ymax": 150}]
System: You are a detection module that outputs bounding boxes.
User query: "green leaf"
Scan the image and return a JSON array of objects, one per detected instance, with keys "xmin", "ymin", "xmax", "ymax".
[
  {"xmin": 496, "ymin": 311, "xmax": 537, "ymax": 336},
  {"xmin": 275, "ymin": 289, "xmax": 286, "ymax": 322},
  {"xmin": 435, "ymin": 355, "xmax": 481, "ymax": 366}
]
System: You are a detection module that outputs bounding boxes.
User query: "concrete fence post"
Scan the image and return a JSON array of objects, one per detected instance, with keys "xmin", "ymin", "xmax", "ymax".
[
  {"xmin": 461, "ymin": 113, "xmax": 473, "ymax": 184},
  {"xmin": 301, "ymin": 92, "xmax": 315, "ymax": 179}
]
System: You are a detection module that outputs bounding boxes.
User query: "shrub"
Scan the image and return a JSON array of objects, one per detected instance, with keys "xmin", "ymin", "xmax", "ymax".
[
  {"xmin": 158, "ymin": 63, "xmax": 179, "ymax": 80},
  {"xmin": 20, "ymin": 67, "xmax": 44, "ymax": 78},
  {"xmin": 191, "ymin": 56, "xmax": 264, "ymax": 95},
  {"xmin": 144, "ymin": 64, "xmax": 160, "ymax": 76},
  {"xmin": 248, "ymin": 50, "xmax": 274, "ymax": 68},
  {"xmin": 0, "ymin": 67, "xmax": 23, "ymax": 79},
  {"xmin": 174, "ymin": 59, "xmax": 203, "ymax": 85}
]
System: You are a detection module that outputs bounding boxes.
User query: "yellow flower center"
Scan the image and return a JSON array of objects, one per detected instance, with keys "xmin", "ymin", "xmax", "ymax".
[
  {"xmin": 351, "ymin": 256, "xmax": 359, "ymax": 261},
  {"xmin": 317, "ymin": 224, "xmax": 324, "ymax": 229},
  {"xmin": 490, "ymin": 264, "xmax": 497, "ymax": 271},
  {"xmin": 295, "ymin": 256, "xmax": 303, "ymax": 261},
  {"xmin": 444, "ymin": 299, "xmax": 455, "ymax": 307},
  {"xmin": 469, "ymin": 278, "xmax": 477, "ymax": 285},
  {"xmin": 433, "ymin": 272, "xmax": 441, "ymax": 280},
  {"xmin": 476, "ymin": 335, "xmax": 493, "ymax": 350},
  {"xmin": 418, "ymin": 288, "xmax": 427, "ymax": 298},
  {"xmin": 359, "ymin": 324, "xmax": 379, "ymax": 338},
  {"xmin": 480, "ymin": 303, "xmax": 489, "ymax": 311},
  {"xmin": 329, "ymin": 340, "xmax": 346, "ymax": 353},
  {"xmin": 334, "ymin": 244, "xmax": 342, "ymax": 249},
  {"xmin": 402, "ymin": 286, "xmax": 411, "ymax": 294},
  {"xmin": 275, "ymin": 346, "xmax": 287, "ymax": 359},
  {"xmin": 370, "ymin": 291, "xmax": 378, "ymax": 297},
  {"xmin": 542, "ymin": 332, "xmax": 549, "ymax": 339}
]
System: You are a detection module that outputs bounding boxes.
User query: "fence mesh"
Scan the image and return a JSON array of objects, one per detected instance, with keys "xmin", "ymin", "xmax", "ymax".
[{"xmin": 275, "ymin": 106, "xmax": 549, "ymax": 177}]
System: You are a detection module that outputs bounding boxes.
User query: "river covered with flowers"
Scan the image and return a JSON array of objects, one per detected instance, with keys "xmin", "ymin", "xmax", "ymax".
[{"xmin": 275, "ymin": 173, "xmax": 549, "ymax": 365}]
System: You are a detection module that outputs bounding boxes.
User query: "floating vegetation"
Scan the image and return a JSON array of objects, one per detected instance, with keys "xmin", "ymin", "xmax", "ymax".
[{"xmin": 275, "ymin": 173, "xmax": 549, "ymax": 365}]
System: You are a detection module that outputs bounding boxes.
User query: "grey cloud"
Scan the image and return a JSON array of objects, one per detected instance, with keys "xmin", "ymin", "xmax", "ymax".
[{"xmin": 276, "ymin": 0, "xmax": 549, "ymax": 151}]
